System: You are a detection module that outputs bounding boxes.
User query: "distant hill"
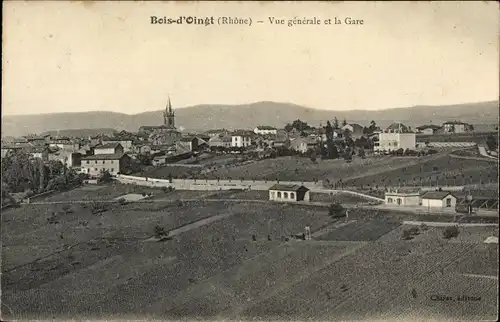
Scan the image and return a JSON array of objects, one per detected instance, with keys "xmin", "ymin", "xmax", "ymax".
[
  {"xmin": 1, "ymin": 100, "xmax": 498, "ymax": 138},
  {"xmin": 40, "ymin": 128, "xmax": 117, "ymax": 138}
]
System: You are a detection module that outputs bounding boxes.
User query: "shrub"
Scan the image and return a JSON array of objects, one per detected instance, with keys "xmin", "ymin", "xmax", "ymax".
[
  {"xmin": 154, "ymin": 225, "xmax": 167, "ymax": 238},
  {"xmin": 328, "ymin": 202, "xmax": 345, "ymax": 218},
  {"xmin": 117, "ymin": 198, "xmax": 127, "ymax": 205},
  {"xmin": 62, "ymin": 204, "xmax": 74, "ymax": 214},
  {"xmin": 401, "ymin": 229, "xmax": 413, "ymax": 240},
  {"xmin": 420, "ymin": 223, "xmax": 429, "ymax": 231},
  {"xmin": 408, "ymin": 226, "xmax": 420, "ymax": 236},
  {"xmin": 141, "ymin": 192, "xmax": 147, "ymax": 197},
  {"xmin": 428, "ymin": 149, "xmax": 438, "ymax": 155},
  {"xmin": 443, "ymin": 226, "xmax": 459, "ymax": 239}
]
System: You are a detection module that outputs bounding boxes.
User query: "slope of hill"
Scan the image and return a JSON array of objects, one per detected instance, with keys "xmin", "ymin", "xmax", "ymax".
[{"xmin": 1, "ymin": 101, "xmax": 498, "ymax": 138}]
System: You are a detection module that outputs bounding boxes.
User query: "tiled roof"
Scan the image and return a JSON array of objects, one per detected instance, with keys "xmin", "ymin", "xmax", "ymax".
[
  {"xmin": 81, "ymin": 153, "xmax": 126, "ymax": 160},
  {"xmin": 95, "ymin": 143, "xmax": 121, "ymax": 149},
  {"xmin": 269, "ymin": 184, "xmax": 309, "ymax": 192},
  {"xmin": 421, "ymin": 191, "xmax": 454, "ymax": 200}
]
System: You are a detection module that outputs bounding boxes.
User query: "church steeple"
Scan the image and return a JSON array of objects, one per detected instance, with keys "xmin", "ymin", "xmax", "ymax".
[{"xmin": 163, "ymin": 95, "xmax": 176, "ymax": 129}]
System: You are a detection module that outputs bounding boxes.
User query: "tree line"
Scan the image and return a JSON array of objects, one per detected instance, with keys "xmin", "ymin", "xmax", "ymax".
[{"xmin": 1, "ymin": 151, "xmax": 84, "ymax": 197}]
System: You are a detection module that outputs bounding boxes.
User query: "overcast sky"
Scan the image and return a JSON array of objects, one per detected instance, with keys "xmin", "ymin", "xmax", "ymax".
[{"xmin": 2, "ymin": 1, "xmax": 499, "ymax": 116}]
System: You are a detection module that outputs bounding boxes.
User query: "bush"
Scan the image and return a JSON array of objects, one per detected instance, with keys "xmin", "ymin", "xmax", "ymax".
[
  {"xmin": 428, "ymin": 149, "xmax": 438, "ymax": 155},
  {"xmin": 154, "ymin": 225, "xmax": 167, "ymax": 238},
  {"xmin": 443, "ymin": 226, "xmax": 459, "ymax": 239},
  {"xmin": 62, "ymin": 204, "xmax": 74, "ymax": 213},
  {"xmin": 117, "ymin": 198, "xmax": 127, "ymax": 205},
  {"xmin": 401, "ymin": 229, "xmax": 413, "ymax": 240},
  {"xmin": 420, "ymin": 223, "xmax": 428, "ymax": 231},
  {"xmin": 328, "ymin": 202, "xmax": 345, "ymax": 218}
]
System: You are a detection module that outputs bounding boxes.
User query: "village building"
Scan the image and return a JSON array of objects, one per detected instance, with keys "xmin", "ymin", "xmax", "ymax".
[
  {"xmin": 416, "ymin": 125, "xmax": 442, "ymax": 135},
  {"xmin": 48, "ymin": 150, "xmax": 82, "ymax": 168},
  {"xmin": 273, "ymin": 138, "xmax": 291, "ymax": 149},
  {"xmin": 341, "ymin": 123, "xmax": 364, "ymax": 138},
  {"xmin": 231, "ymin": 131, "xmax": 253, "ymax": 148},
  {"xmin": 94, "ymin": 143, "xmax": 124, "ymax": 155},
  {"xmin": 23, "ymin": 134, "xmax": 51, "ymax": 146},
  {"xmin": 80, "ymin": 153, "xmax": 132, "ymax": 176},
  {"xmin": 254, "ymin": 126, "xmax": 278, "ymax": 135},
  {"xmin": 208, "ymin": 136, "xmax": 232, "ymax": 149},
  {"xmin": 49, "ymin": 137, "xmax": 81, "ymax": 150},
  {"xmin": 24, "ymin": 146, "xmax": 50, "ymax": 161},
  {"xmin": 374, "ymin": 123, "xmax": 416, "ymax": 153},
  {"xmin": 421, "ymin": 191, "xmax": 458, "ymax": 209},
  {"xmin": 384, "ymin": 190, "xmax": 421, "ymax": 206},
  {"xmin": 442, "ymin": 121, "xmax": 472, "ymax": 134},
  {"xmin": 1, "ymin": 145, "xmax": 24, "ymax": 158},
  {"xmin": 176, "ymin": 136, "xmax": 199, "ymax": 152},
  {"xmin": 139, "ymin": 97, "xmax": 182, "ymax": 144},
  {"xmin": 290, "ymin": 138, "xmax": 318, "ymax": 154},
  {"xmin": 269, "ymin": 184, "xmax": 310, "ymax": 202},
  {"xmin": 101, "ymin": 137, "xmax": 133, "ymax": 153},
  {"xmin": 204, "ymin": 129, "xmax": 230, "ymax": 138}
]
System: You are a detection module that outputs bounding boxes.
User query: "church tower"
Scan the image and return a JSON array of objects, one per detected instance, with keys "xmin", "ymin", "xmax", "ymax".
[{"xmin": 163, "ymin": 96, "xmax": 175, "ymax": 129}]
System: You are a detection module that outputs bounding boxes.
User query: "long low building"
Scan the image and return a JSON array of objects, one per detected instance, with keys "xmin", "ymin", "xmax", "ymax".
[{"xmin": 269, "ymin": 184, "xmax": 310, "ymax": 202}]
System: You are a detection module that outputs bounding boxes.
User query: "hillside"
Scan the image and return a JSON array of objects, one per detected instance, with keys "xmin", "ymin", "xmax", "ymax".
[{"xmin": 2, "ymin": 100, "xmax": 498, "ymax": 138}]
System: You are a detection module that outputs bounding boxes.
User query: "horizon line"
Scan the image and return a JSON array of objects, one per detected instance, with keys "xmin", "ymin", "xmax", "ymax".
[{"xmin": 2, "ymin": 99, "xmax": 498, "ymax": 117}]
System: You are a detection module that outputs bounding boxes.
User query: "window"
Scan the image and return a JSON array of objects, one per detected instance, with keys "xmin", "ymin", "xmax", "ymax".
[
  {"xmin": 397, "ymin": 198, "xmax": 402, "ymax": 205},
  {"xmin": 95, "ymin": 160, "xmax": 98, "ymax": 164},
  {"xmin": 86, "ymin": 160, "xmax": 89, "ymax": 164},
  {"xmin": 94, "ymin": 168, "xmax": 98, "ymax": 171},
  {"xmin": 110, "ymin": 160, "xmax": 114, "ymax": 164},
  {"xmin": 387, "ymin": 198, "xmax": 393, "ymax": 203},
  {"xmin": 290, "ymin": 192, "xmax": 295, "ymax": 199},
  {"xmin": 284, "ymin": 192, "xmax": 288, "ymax": 199},
  {"xmin": 277, "ymin": 192, "xmax": 282, "ymax": 198},
  {"xmin": 103, "ymin": 160, "xmax": 105, "ymax": 164},
  {"xmin": 111, "ymin": 168, "xmax": 114, "ymax": 172},
  {"xmin": 271, "ymin": 191, "xmax": 275, "ymax": 198},
  {"xmin": 446, "ymin": 198, "xmax": 452, "ymax": 207}
]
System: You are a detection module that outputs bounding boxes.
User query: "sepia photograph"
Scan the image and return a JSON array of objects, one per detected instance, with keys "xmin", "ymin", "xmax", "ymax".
[{"xmin": 1, "ymin": 1, "xmax": 499, "ymax": 321}]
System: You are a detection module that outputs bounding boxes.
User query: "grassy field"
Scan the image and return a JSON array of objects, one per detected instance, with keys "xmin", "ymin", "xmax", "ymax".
[
  {"xmin": 2, "ymin": 186, "xmax": 497, "ymax": 320},
  {"xmin": 194, "ymin": 153, "xmax": 449, "ymax": 182},
  {"xmin": 343, "ymin": 154, "xmax": 498, "ymax": 187}
]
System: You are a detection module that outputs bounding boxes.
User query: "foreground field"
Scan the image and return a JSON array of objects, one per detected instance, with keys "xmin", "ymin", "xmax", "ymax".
[{"xmin": 2, "ymin": 187, "xmax": 498, "ymax": 320}]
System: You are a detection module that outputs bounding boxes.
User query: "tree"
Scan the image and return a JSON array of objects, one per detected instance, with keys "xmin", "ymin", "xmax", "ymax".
[
  {"xmin": 342, "ymin": 119, "xmax": 348, "ymax": 127},
  {"xmin": 98, "ymin": 170, "xmax": 113, "ymax": 184},
  {"xmin": 325, "ymin": 121, "xmax": 334, "ymax": 141},
  {"xmin": 284, "ymin": 123, "xmax": 293, "ymax": 133},
  {"xmin": 326, "ymin": 141, "xmax": 339, "ymax": 159},
  {"xmin": 333, "ymin": 117, "xmax": 339, "ymax": 129},
  {"xmin": 328, "ymin": 202, "xmax": 345, "ymax": 217},
  {"xmin": 358, "ymin": 148, "xmax": 366, "ymax": 159}
]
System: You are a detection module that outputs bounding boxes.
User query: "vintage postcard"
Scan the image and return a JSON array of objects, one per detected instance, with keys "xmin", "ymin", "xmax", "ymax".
[{"xmin": 1, "ymin": 1, "xmax": 499, "ymax": 321}]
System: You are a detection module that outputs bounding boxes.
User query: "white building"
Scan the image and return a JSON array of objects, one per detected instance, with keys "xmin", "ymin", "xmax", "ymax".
[
  {"xmin": 385, "ymin": 190, "xmax": 421, "ymax": 206},
  {"xmin": 269, "ymin": 184, "xmax": 310, "ymax": 202},
  {"xmin": 231, "ymin": 133, "xmax": 252, "ymax": 147},
  {"xmin": 254, "ymin": 126, "xmax": 278, "ymax": 135},
  {"xmin": 421, "ymin": 191, "xmax": 457, "ymax": 209},
  {"xmin": 374, "ymin": 132, "xmax": 416, "ymax": 152},
  {"xmin": 442, "ymin": 121, "xmax": 471, "ymax": 134}
]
